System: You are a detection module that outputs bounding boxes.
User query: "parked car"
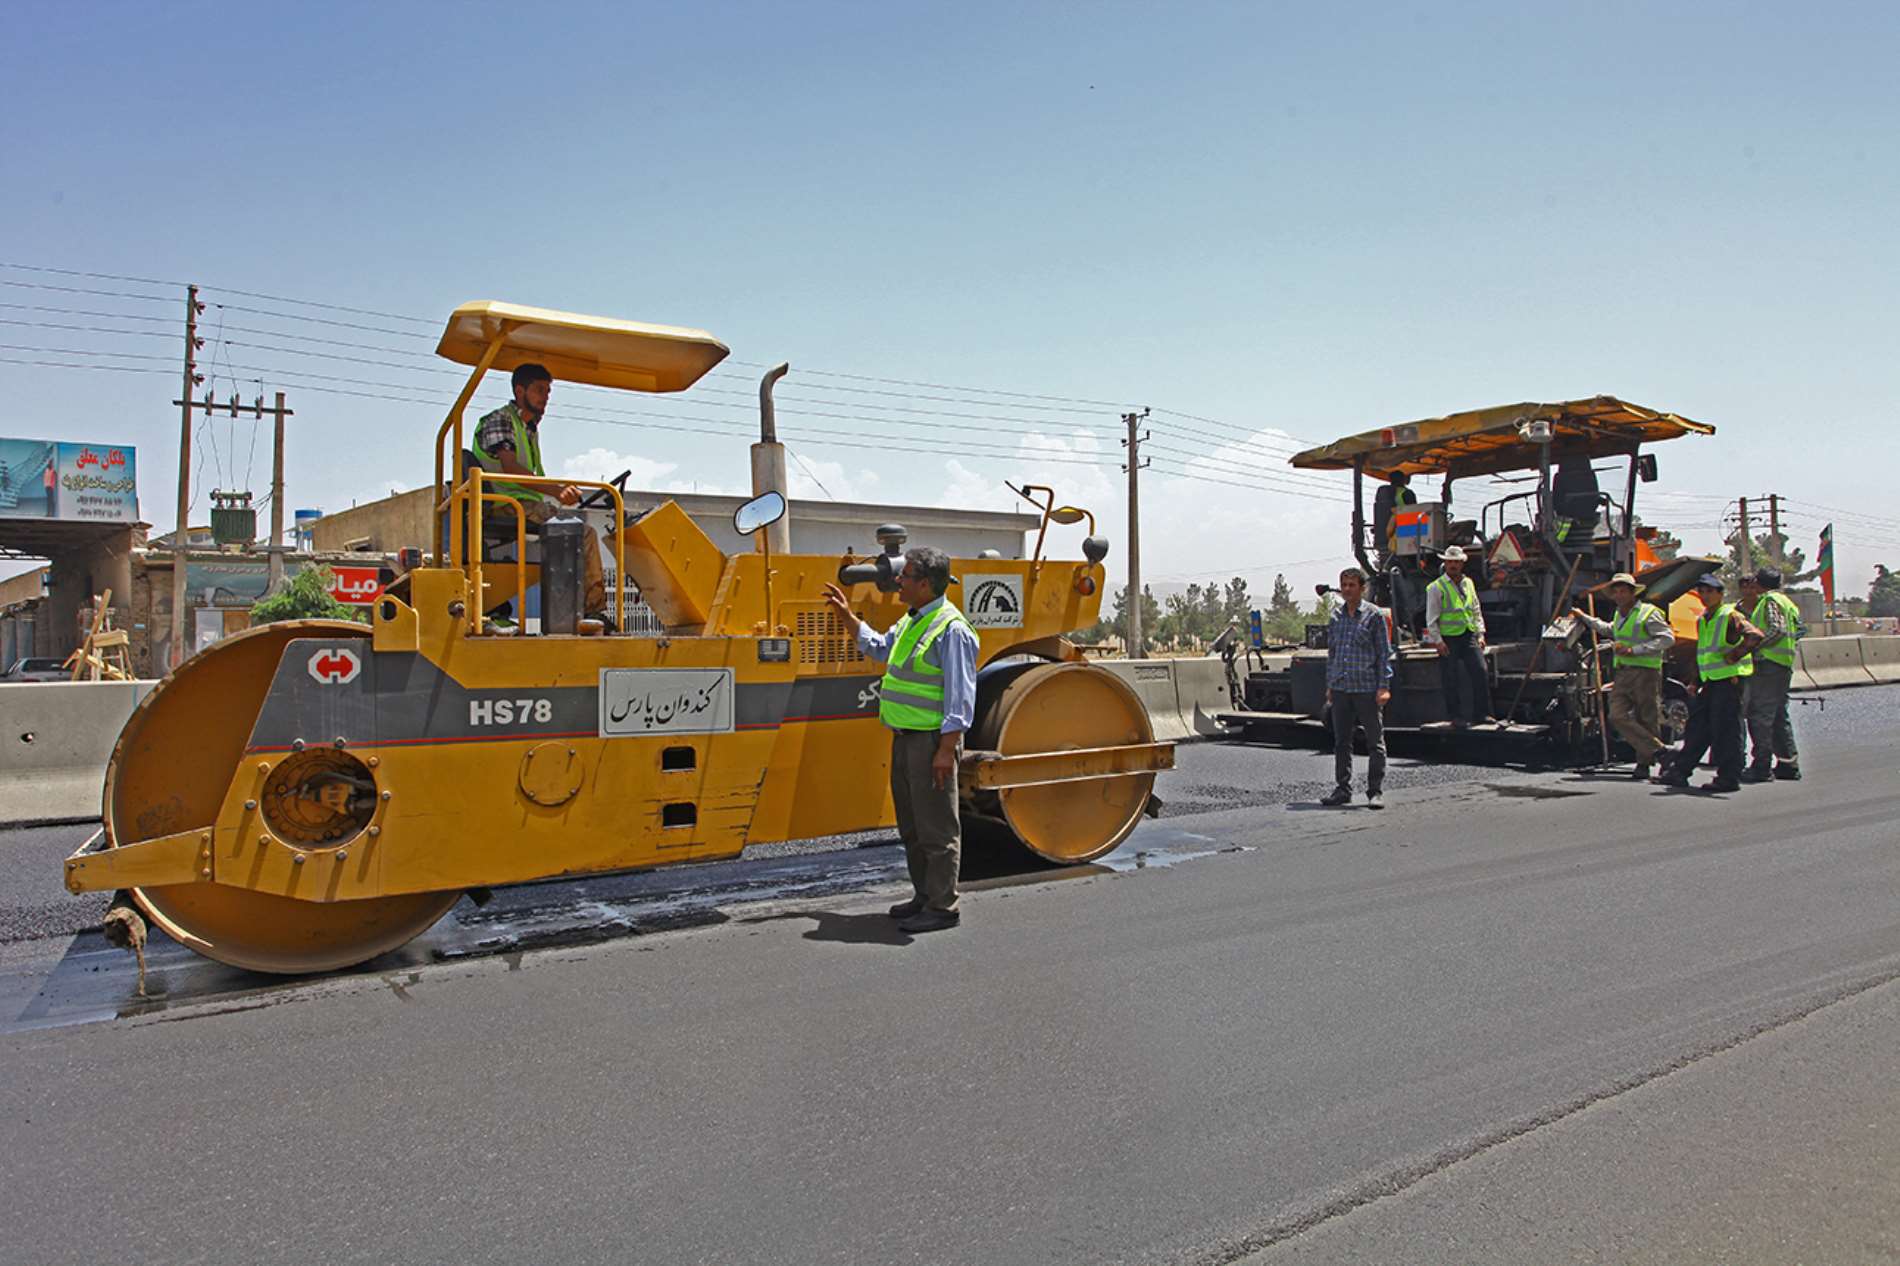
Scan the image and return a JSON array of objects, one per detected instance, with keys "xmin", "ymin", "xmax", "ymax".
[{"xmin": 1, "ymin": 656, "xmax": 68, "ymax": 682}]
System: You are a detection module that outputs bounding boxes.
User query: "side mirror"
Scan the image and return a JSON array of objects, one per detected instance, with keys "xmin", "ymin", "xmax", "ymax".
[
  {"xmin": 1637, "ymin": 454, "xmax": 1658, "ymax": 483},
  {"xmin": 733, "ymin": 491, "xmax": 786, "ymax": 537}
]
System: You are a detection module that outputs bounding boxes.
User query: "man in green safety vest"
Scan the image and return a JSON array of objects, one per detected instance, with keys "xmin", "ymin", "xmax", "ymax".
[
  {"xmin": 1425, "ymin": 545, "xmax": 1497, "ymax": 728},
  {"xmin": 822, "ymin": 546, "xmax": 979, "ymax": 934},
  {"xmin": 1570, "ymin": 571, "xmax": 1677, "ymax": 779},
  {"xmin": 473, "ymin": 363, "xmax": 609, "ymax": 620},
  {"xmin": 1739, "ymin": 567, "xmax": 1804, "ymax": 782},
  {"xmin": 1655, "ymin": 573, "xmax": 1763, "ymax": 792}
]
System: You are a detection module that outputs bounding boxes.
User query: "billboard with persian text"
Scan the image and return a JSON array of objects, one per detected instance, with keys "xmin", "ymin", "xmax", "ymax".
[{"xmin": 0, "ymin": 438, "xmax": 139, "ymax": 522}]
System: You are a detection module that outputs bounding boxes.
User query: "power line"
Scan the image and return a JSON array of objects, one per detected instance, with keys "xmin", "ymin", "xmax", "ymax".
[
  {"xmin": 0, "ymin": 262, "xmax": 185, "ymax": 288},
  {"xmin": 0, "ymin": 278, "xmax": 173, "ymax": 303}
]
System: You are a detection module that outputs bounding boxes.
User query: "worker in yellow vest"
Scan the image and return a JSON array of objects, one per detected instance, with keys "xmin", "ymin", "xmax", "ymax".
[
  {"xmin": 1739, "ymin": 567, "xmax": 1803, "ymax": 782},
  {"xmin": 1655, "ymin": 574, "xmax": 1763, "ymax": 792},
  {"xmin": 1570, "ymin": 571, "xmax": 1676, "ymax": 779},
  {"xmin": 823, "ymin": 547, "xmax": 979, "ymax": 934},
  {"xmin": 1426, "ymin": 545, "xmax": 1497, "ymax": 728}
]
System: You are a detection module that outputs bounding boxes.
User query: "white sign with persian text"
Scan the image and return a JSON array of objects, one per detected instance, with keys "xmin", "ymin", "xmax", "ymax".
[{"xmin": 599, "ymin": 668, "xmax": 735, "ymax": 737}]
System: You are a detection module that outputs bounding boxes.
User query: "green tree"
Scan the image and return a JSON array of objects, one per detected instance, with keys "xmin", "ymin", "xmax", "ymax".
[
  {"xmin": 1721, "ymin": 530, "xmax": 1817, "ymax": 591},
  {"xmin": 1221, "ymin": 577, "xmax": 1251, "ymax": 627},
  {"xmin": 1869, "ymin": 565, "xmax": 1900, "ymax": 618},
  {"xmin": 1259, "ymin": 572, "xmax": 1307, "ymax": 644},
  {"xmin": 1083, "ymin": 584, "xmax": 1164, "ymax": 649},
  {"xmin": 251, "ymin": 566, "xmax": 369, "ymax": 626}
]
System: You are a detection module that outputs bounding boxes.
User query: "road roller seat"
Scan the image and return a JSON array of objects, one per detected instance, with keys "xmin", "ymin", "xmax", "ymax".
[{"xmin": 446, "ymin": 448, "xmax": 545, "ymax": 566}]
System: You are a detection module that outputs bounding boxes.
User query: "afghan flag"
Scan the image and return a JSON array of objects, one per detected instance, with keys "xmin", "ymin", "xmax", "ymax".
[{"xmin": 1818, "ymin": 524, "xmax": 1835, "ymax": 606}]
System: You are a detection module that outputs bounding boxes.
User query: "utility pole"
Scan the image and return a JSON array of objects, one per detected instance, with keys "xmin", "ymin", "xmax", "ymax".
[
  {"xmin": 170, "ymin": 286, "xmax": 201, "ymax": 671},
  {"xmin": 1766, "ymin": 493, "xmax": 1783, "ymax": 573},
  {"xmin": 268, "ymin": 391, "xmax": 289, "ymax": 590},
  {"xmin": 169, "ymin": 292, "xmax": 294, "ymax": 663},
  {"xmin": 1735, "ymin": 496, "xmax": 1752, "ymax": 575},
  {"xmin": 1121, "ymin": 408, "xmax": 1150, "ymax": 658}
]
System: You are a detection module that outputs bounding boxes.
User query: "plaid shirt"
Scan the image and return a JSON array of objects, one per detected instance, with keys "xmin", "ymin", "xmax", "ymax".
[
  {"xmin": 474, "ymin": 402, "xmax": 540, "ymax": 471},
  {"xmin": 1326, "ymin": 600, "xmax": 1393, "ymax": 693}
]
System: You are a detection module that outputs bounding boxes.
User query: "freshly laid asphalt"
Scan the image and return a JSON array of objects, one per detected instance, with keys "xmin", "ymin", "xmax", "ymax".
[{"xmin": 2, "ymin": 686, "xmax": 1896, "ymax": 1264}]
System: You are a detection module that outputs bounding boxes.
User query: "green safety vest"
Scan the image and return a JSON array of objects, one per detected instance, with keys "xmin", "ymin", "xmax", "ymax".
[
  {"xmin": 878, "ymin": 602, "xmax": 973, "ymax": 731},
  {"xmin": 472, "ymin": 404, "xmax": 545, "ymax": 503},
  {"xmin": 1750, "ymin": 591, "xmax": 1801, "ymax": 668},
  {"xmin": 1696, "ymin": 603, "xmax": 1755, "ymax": 683},
  {"xmin": 1431, "ymin": 574, "xmax": 1480, "ymax": 638},
  {"xmin": 1611, "ymin": 602, "xmax": 1667, "ymax": 671}
]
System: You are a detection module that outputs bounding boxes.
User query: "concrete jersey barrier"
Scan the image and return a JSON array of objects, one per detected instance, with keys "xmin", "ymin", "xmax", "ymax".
[
  {"xmin": 0, "ymin": 681, "xmax": 154, "ymax": 826},
  {"xmin": 1172, "ymin": 657, "xmax": 1233, "ymax": 737},
  {"xmin": 1793, "ymin": 636, "xmax": 1877, "ymax": 690},
  {"xmin": 1859, "ymin": 636, "xmax": 1900, "ymax": 685},
  {"xmin": 1095, "ymin": 659, "xmax": 1190, "ymax": 742}
]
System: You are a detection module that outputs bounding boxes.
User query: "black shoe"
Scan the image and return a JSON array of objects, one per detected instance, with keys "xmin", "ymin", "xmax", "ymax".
[
  {"xmin": 897, "ymin": 908, "xmax": 961, "ymax": 934},
  {"xmin": 1632, "ymin": 761, "xmax": 1652, "ymax": 781},
  {"xmin": 887, "ymin": 896, "xmax": 926, "ymax": 919},
  {"xmin": 1365, "ymin": 790, "xmax": 1384, "ymax": 811},
  {"xmin": 1704, "ymin": 778, "xmax": 1742, "ymax": 793},
  {"xmin": 1652, "ymin": 771, "xmax": 1691, "ymax": 788},
  {"xmin": 1739, "ymin": 766, "xmax": 1774, "ymax": 784},
  {"xmin": 585, "ymin": 610, "xmax": 619, "ymax": 633},
  {"xmin": 1319, "ymin": 787, "xmax": 1353, "ymax": 807},
  {"xmin": 1775, "ymin": 763, "xmax": 1803, "ymax": 781}
]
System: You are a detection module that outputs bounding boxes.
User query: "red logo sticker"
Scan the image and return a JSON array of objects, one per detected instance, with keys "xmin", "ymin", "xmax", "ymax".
[{"xmin": 308, "ymin": 648, "xmax": 362, "ymax": 685}]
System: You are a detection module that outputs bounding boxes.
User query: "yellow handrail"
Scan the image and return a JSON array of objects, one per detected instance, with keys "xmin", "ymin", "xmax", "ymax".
[
  {"xmin": 452, "ymin": 469, "xmax": 626, "ymax": 636},
  {"xmin": 433, "ymin": 324, "xmax": 514, "ymax": 563}
]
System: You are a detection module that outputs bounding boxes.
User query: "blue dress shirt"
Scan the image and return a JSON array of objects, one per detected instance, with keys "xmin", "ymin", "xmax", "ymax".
[{"xmin": 855, "ymin": 595, "xmax": 979, "ymax": 734}]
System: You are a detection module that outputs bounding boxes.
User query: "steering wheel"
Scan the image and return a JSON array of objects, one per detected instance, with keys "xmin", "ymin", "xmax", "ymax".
[{"xmin": 576, "ymin": 468, "xmax": 632, "ymax": 511}]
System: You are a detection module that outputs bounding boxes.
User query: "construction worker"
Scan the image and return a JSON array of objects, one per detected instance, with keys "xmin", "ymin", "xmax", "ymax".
[
  {"xmin": 1655, "ymin": 574, "xmax": 1763, "ymax": 792},
  {"xmin": 1740, "ymin": 567, "xmax": 1803, "ymax": 782},
  {"xmin": 1570, "ymin": 572, "xmax": 1675, "ymax": 779},
  {"xmin": 1372, "ymin": 471, "xmax": 1416, "ymax": 561},
  {"xmin": 1319, "ymin": 566, "xmax": 1393, "ymax": 810},
  {"xmin": 472, "ymin": 363, "xmax": 609, "ymax": 621},
  {"xmin": 821, "ymin": 547, "xmax": 977, "ymax": 934},
  {"xmin": 1426, "ymin": 545, "xmax": 1496, "ymax": 728}
]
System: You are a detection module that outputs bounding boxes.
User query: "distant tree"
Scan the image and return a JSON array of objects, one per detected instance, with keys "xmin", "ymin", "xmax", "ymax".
[
  {"xmin": 1221, "ymin": 577, "xmax": 1250, "ymax": 627},
  {"xmin": 1721, "ymin": 530, "xmax": 1818, "ymax": 592},
  {"xmin": 1257, "ymin": 572, "xmax": 1307, "ymax": 644},
  {"xmin": 1869, "ymin": 565, "xmax": 1900, "ymax": 618},
  {"xmin": 1087, "ymin": 584, "xmax": 1164, "ymax": 648},
  {"xmin": 251, "ymin": 566, "xmax": 368, "ymax": 626}
]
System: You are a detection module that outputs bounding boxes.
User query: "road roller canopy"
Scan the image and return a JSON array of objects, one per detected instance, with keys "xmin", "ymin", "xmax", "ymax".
[
  {"xmin": 1288, "ymin": 396, "xmax": 1715, "ymax": 481},
  {"xmin": 436, "ymin": 300, "xmax": 730, "ymax": 393}
]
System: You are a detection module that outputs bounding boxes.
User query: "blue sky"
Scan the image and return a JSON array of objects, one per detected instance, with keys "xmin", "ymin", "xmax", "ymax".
[{"xmin": 9, "ymin": 0, "xmax": 1898, "ymax": 598}]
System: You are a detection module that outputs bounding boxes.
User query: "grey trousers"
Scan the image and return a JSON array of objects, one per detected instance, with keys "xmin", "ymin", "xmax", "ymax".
[
  {"xmin": 1331, "ymin": 691, "xmax": 1387, "ymax": 794},
  {"xmin": 1609, "ymin": 665, "xmax": 1665, "ymax": 762},
  {"xmin": 1744, "ymin": 660, "xmax": 1800, "ymax": 768},
  {"xmin": 890, "ymin": 727, "xmax": 961, "ymax": 913}
]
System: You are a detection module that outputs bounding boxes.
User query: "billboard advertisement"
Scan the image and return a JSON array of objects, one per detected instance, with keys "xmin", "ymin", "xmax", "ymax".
[{"xmin": 0, "ymin": 438, "xmax": 139, "ymax": 522}]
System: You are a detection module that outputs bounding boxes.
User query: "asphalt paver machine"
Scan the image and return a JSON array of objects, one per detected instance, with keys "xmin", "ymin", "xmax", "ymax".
[
  {"xmin": 65, "ymin": 302, "xmax": 1173, "ymax": 973},
  {"xmin": 1219, "ymin": 397, "xmax": 1717, "ymax": 750}
]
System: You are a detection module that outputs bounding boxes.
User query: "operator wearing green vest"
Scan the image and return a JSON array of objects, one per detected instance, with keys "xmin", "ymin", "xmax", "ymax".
[
  {"xmin": 1655, "ymin": 573, "xmax": 1763, "ymax": 792},
  {"xmin": 1425, "ymin": 545, "xmax": 1497, "ymax": 728},
  {"xmin": 1571, "ymin": 572, "xmax": 1676, "ymax": 779},
  {"xmin": 472, "ymin": 363, "xmax": 609, "ymax": 619},
  {"xmin": 1739, "ymin": 567, "xmax": 1803, "ymax": 782},
  {"xmin": 823, "ymin": 546, "xmax": 979, "ymax": 935}
]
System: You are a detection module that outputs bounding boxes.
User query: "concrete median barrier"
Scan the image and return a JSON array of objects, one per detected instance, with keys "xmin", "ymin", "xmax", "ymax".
[
  {"xmin": 1173, "ymin": 657, "xmax": 1234, "ymax": 737},
  {"xmin": 1095, "ymin": 659, "xmax": 1190, "ymax": 741},
  {"xmin": 0, "ymin": 681, "xmax": 153, "ymax": 826},
  {"xmin": 1859, "ymin": 636, "xmax": 1900, "ymax": 685},
  {"xmin": 1793, "ymin": 636, "xmax": 1876, "ymax": 690}
]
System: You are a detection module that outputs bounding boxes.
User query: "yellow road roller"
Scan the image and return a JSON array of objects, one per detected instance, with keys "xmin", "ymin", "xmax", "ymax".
[{"xmin": 64, "ymin": 301, "xmax": 1174, "ymax": 973}]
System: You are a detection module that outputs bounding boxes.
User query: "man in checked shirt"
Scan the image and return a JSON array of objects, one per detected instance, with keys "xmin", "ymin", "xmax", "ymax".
[{"xmin": 1320, "ymin": 567, "xmax": 1393, "ymax": 810}]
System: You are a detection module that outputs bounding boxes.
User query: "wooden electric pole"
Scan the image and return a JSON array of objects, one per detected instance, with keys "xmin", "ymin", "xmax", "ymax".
[
  {"xmin": 169, "ymin": 286, "xmax": 200, "ymax": 670},
  {"xmin": 1735, "ymin": 496, "xmax": 1752, "ymax": 575},
  {"xmin": 1766, "ymin": 492, "xmax": 1783, "ymax": 573},
  {"xmin": 1121, "ymin": 408, "xmax": 1150, "ymax": 658},
  {"xmin": 268, "ymin": 391, "xmax": 289, "ymax": 589}
]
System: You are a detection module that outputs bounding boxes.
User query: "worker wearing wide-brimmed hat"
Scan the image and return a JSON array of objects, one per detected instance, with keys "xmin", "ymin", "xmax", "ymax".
[
  {"xmin": 1655, "ymin": 573, "xmax": 1763, "ymax": 793},
  {"xmin": 1571, "ymin": 572, "xmax": 1676, "ymax": 779},
  {"xmin": 1426, "ymin": 545, "xmax": 1496, "ymax": 728}
]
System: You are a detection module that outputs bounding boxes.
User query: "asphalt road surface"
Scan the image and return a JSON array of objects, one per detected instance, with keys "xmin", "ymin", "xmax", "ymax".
[{"xmin": 3, "ymin": 686, "xmax": 1896, "ymax": 1264}]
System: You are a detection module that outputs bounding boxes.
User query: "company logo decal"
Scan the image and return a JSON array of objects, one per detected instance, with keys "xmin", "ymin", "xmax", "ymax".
[
  {"xmin": 307, "ymin": 647, "xmax": 362, "ymax": 685},
  {"xmin": 964, "ymin": 575, "xmax": 1025, "ymax": 629}
]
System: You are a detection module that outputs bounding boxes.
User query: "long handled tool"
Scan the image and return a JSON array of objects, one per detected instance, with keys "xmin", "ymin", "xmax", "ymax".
[{"xmin": 1586, "ymin": 594, "xmax": 1611, "ymax": 765}]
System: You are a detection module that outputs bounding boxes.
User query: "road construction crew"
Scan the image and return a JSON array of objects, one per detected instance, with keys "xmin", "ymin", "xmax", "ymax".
[
  {"xmin": 1426, "ymin": 545, "xmax": 1497, "ymax": 728},
  {"xmin": 1655, "ymin": 573, "xmax": 1763, "ymax": 792},
  {"xmin": 473, "ymin": 363, "xmax": 610, "ymax": 621},
  {"xmin": 1319, "ymin": 566, "xmax": 1392, "ymax": 810},
  {"xmin": 1571, "ymin": 572, "xmax": 1675, "ymax": 780},
  {"xmin": 1740, "ymin": 567, "xmax": 1803, "ymax": 782},
  {"xmin": 822, "ymin": 548, "xmax": 978, "ymax": 934}
]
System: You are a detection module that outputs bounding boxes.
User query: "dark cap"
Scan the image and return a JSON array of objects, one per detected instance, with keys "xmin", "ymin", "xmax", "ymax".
[
  {"xmin": 511, "ymin": 362, "xmax": 552, "ymax": 389},
  {"xmin": 1752, "ymin": 567, "xmax": 1782, "ymax": 589},
  {"xmin": 1695, "ymin": 572, "xmax": 1725, "ymax": 591}
]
